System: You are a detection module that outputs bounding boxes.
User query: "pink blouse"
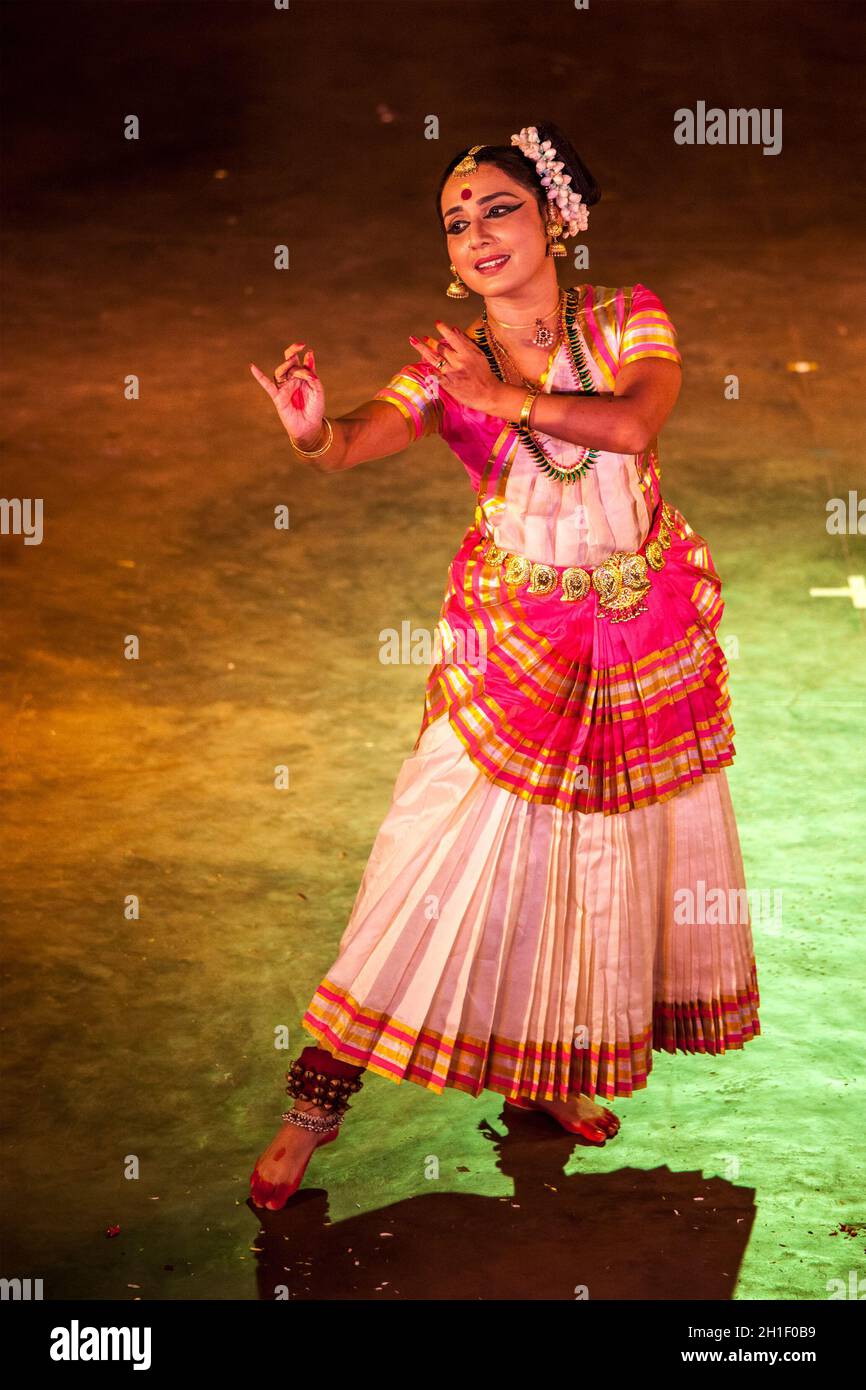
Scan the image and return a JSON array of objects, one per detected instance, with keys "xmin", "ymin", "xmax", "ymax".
[{"xmin": 374, "ymin": 283, "xmax": 682, "ymax": 570}]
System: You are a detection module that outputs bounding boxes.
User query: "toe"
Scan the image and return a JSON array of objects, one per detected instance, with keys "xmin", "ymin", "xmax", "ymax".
[
  {"xmin": 264, "ymin": 1183, "xmax": 290, "ymax": 1211},
  {"xmin": 250, "ymin": 1175, "xmax": 272, "ymax": 1208},
  {"xmin": 581, "ymin": 1122, "xmax": 608, "ymax": 1142}
]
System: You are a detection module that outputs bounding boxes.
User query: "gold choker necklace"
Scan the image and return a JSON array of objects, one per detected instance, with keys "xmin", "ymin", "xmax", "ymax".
[
  {"xmin": 485, "ymin": 290, "xmax": 564, "ymax": 347},
  {"xmin": 487, "ymin": 301, "xmax": 560, "ymax": 330}
]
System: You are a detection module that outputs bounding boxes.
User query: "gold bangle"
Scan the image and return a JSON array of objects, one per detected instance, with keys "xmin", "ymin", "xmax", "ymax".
[
  {"xmin": 290, "ymin": 416, "xmax": 333, "ymax": 458},
  {"xmin": 519, "ymin": 390, "xmax": 539, "ymax": 430}
]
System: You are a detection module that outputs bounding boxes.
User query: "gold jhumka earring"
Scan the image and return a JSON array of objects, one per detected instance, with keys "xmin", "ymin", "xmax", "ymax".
[
  {"xmin": 446, "ymin": 262, "xmax": 469, "ymax": 299},
  {"xmin": 545, "ymin": 208, "xmax": 567, "ymax": 258}
]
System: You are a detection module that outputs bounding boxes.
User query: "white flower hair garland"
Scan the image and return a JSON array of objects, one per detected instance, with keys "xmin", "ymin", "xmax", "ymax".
[{"xmin": 510, "ymin": 125, "xmax": 590, "ymax": 237}]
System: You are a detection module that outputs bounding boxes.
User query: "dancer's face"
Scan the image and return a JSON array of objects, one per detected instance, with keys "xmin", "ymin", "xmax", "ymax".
[{"xmin": 440, "ymin": 167, "xmax": 548, "ymax": 298}]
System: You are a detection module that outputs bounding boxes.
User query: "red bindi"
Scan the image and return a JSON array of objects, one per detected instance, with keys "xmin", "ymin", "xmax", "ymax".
[{"xmin": 460, "ymin": 187, "xmax": 472, "ymax": 200}]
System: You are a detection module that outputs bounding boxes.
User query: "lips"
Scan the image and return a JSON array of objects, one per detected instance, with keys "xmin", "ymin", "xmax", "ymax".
[{"xmin": 474, "ymin": 253, "xmax": 511, "ymax": 273}]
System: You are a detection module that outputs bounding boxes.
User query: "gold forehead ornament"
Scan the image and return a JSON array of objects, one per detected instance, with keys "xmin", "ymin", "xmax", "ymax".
[{"xmin": 449, "ymin": 144, "xmax": 488, "ymax": 179}]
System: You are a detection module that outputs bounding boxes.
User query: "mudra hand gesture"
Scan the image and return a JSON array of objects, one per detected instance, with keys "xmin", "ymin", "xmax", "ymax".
[
  {"xmin": 249, "ymin": 342, "xmax": 325, "ymax": 448},
  {"xmin": 409, "ymin": 319, "xmax": 503, "ymax": 416}
]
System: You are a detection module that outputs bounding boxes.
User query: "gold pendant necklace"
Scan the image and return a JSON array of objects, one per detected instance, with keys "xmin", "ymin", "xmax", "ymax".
[
  {"xmin": 486, "ymin": 326, "xmax": 561, "ymax": 392},
  {"xmin": 477, "ymin": 289, "xmax": 601, "ymax": 485},
  {"xmin": 487, "ymin": 294, "xmax": 562, "ymax": 348}
]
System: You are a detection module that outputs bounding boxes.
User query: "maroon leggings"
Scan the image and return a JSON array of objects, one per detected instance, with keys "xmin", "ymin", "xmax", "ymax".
[{"xmin": 297, "ymin": 1043, "xmax": 365, "ymax": 1081}]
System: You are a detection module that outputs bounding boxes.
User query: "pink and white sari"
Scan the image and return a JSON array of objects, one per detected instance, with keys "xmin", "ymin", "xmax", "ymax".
[{"xmin": 301, "ymin": 284, "xmax": 760, "ymax": 1102}]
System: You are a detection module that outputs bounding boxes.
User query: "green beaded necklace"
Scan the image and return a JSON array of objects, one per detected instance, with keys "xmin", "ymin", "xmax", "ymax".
[{"xmin": 475, "ymin": 287, "xmax": 600, "ymax": 485}]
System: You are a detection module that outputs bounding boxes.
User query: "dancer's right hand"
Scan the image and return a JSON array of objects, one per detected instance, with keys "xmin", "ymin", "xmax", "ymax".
[{"xmin": 249, "ymin": 342, "xmax": 326, "ymax": 447}]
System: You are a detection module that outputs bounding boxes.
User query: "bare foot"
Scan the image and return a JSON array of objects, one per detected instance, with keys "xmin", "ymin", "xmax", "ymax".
[
  {"xmin": 249, "ymin": 1102, "xmax": 339, "ymax": 1211},
  {"xmin": 536, "ymin": 1094, "xmax": 621, "ymax": 1141},
  {"xmin": 507, "ymin": 1092, "xmax": 621, "ymax": 1142}
]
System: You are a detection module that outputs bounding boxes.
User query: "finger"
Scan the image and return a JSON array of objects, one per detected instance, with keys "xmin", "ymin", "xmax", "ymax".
[
  {"xmin": 409, "ymin": 333, "xmax": 440, "ymax": 355},
  {"xmin": 431, "ymin": 335, "xmax": 457, "ymax": 361},
  {"xmin": 426, "ymin": 332, "xmax": 455, "ymax": 355},
  {"xmin": 249, "ymin": 362, "xmax": 279, "ymax": 399},
  {"xmin": 275, "ymin": 356, "xmax": 304, "ymax": 378},
  {"xmin": 283, "ymin": 342, "xmax": 307, "ymax": 360},
  {"xmin": 280, "ymin": 367, "xmax": 316, "ymax": 386},
  {"xmin": 275, "ymin": 364, "xmax": 315, "ymax": 388},
  {"xmin": 434, "ymin": 320, "xmax": 467, "ymax": 350},
  {"xmin": 409, "ymin": 335, "xmax": 448, "ymax": 368}
]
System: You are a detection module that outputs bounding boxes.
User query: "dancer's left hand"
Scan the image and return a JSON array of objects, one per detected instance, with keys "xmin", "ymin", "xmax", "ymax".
[{"xmin": 409, "ymin": 320, "xmax": 506, "ymax": 416}]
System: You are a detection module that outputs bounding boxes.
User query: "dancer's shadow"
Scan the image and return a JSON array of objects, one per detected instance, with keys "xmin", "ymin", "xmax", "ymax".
[{"xmin": 247, "ymin": 1104, "xmax": 756, "ymax": 1300}]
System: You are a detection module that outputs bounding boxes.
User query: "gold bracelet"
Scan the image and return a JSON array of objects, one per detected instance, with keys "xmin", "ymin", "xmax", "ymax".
[
  {"xmin": 519, "ymin": 390, "xmax": 539, "ymax": 430},
  {"xmin": 290, "ymin": 416, "xmax": 334, "ymax": 458}
]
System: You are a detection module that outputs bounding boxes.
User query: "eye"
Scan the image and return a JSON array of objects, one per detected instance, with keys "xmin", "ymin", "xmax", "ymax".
[{"xmin": 445, "ymin": 201, "xmax": 523, "ymax": 236}]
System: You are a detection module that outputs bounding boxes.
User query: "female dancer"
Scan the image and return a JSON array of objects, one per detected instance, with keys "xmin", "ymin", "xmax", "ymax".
[{"xmin": 248, "ymin": 122, "xmax": 760, "ymax": 1212}]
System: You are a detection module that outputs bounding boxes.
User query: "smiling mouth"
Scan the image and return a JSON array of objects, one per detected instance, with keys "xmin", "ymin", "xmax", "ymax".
[{"xmin": 474, "ymin": 254, "xmax": 511, "ymax": 272}]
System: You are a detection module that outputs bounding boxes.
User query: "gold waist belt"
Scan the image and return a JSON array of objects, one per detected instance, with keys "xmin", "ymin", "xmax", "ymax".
[{"xmin": 474, "ymin": 499, "xmax": 676, "ymax": 623}]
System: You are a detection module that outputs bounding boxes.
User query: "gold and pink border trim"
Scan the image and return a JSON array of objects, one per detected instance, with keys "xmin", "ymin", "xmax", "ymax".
[{"xmin": 301, "ymin": 968, "xmax": 760, "ymax": 1103}]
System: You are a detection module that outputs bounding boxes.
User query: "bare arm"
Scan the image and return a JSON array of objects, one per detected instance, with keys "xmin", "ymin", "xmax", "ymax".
[
  {"xmin": 412, "ymin": 322, "xmax": 682, "ymax": 456},
  {"xmin": 288, "ymin": 399, "xmax": 414, "ymax": 474},
  {"xmin": 249, "ymin": 341, "xmax": 414, "ymax": 473},
  {"xmin": 485, "ymin": 358, "xmax": 683, "ymax": 455}
]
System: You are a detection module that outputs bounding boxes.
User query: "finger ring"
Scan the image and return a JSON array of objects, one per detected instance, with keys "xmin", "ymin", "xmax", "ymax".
[{"xmin": 436, "ymin": 356, "xmax": 446, "ymax": 369}]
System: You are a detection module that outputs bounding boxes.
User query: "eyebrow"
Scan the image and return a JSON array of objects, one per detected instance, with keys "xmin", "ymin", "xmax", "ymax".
[{"xmin": 442, "ymin": 190, "xmax": 522, "ymax": 218}]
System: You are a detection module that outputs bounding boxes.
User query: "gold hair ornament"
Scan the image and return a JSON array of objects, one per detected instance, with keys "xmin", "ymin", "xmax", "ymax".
[{"xmin": 449, "ymin": 144, "xmax": 489, "ymax": 178}]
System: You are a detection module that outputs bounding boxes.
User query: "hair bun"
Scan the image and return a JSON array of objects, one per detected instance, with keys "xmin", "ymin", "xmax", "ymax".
[{"xmin": 533, "ymin": 121, "xmax": 601, "ymax": 208}]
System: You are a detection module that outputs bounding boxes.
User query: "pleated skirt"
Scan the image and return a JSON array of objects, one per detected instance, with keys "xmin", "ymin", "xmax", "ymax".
[{"xmin": 301, "ymin": 710, "xmax": 760, "ymax": 1102}]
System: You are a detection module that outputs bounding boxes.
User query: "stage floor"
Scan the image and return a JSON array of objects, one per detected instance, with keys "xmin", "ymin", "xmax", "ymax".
[{"xmin": 1, "ymin": 0, "xmax": 863, "ymax": 1301}]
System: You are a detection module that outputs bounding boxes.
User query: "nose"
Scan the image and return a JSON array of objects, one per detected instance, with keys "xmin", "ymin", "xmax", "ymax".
[{"xmin": 467, "ymin": 218, "xmax": 494, "ymax": 250}]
